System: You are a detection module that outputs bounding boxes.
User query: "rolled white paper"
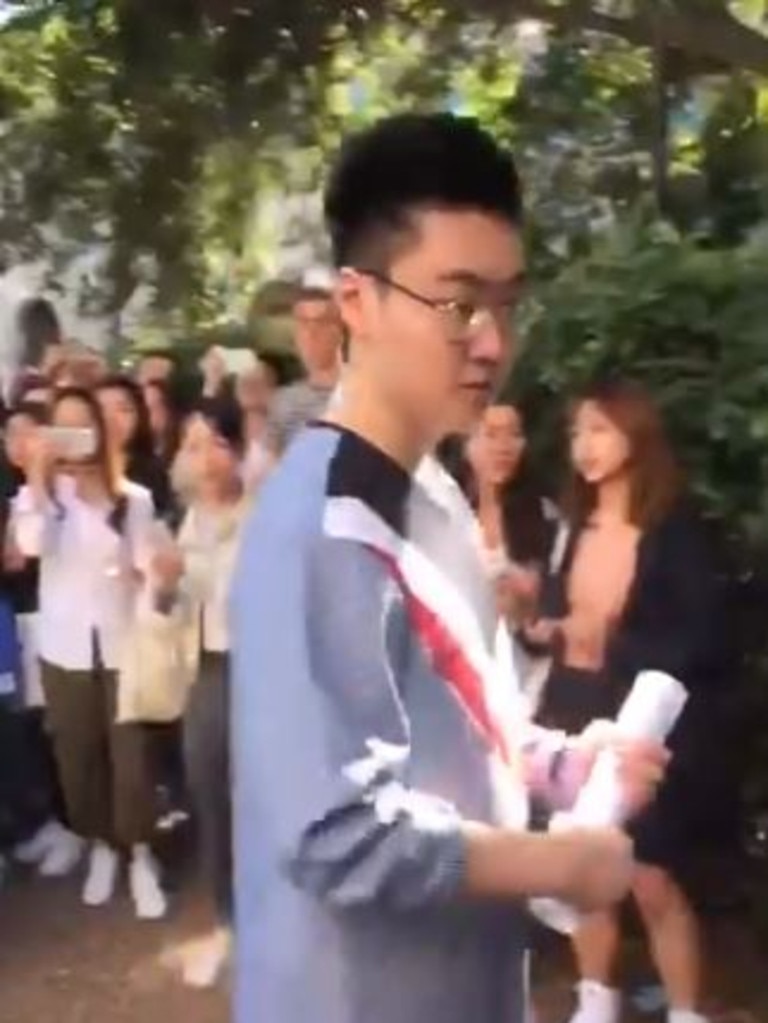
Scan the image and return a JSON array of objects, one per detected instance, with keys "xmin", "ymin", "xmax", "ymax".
[{"xmin": 530, "ymin": 670, "xmax": 688, "ymax": 934}]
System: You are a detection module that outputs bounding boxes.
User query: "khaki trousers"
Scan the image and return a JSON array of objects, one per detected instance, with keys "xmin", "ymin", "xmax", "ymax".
[{"xmin": 41, "ymin": 658, "xmax": 156, "ymax": 847}]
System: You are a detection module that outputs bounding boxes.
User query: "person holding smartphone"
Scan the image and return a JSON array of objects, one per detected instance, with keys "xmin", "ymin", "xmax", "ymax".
[
  {"xmin": 1, "ymin": 403, "xmax": 83, "ymax": 878},
  {"xmin": 11, "ymin": 387, "xmax": 166, "ymax": 920}
]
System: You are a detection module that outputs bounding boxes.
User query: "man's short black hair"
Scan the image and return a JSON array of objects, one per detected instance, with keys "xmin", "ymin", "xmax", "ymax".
[{"xmin": 324, "ymin": 113, "xmax": 523, "ymax": 270}]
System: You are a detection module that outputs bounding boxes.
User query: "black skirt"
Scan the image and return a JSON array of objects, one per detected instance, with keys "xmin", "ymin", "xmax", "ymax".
[{"xmin": 537, "ymin": 663, "xmax": 693, "ymax": 877}]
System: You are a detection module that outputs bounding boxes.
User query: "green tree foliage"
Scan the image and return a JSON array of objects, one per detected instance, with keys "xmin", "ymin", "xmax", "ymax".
[{"xmin": 0, "ymin": 0, "xmax": 767, "ymax": 321}]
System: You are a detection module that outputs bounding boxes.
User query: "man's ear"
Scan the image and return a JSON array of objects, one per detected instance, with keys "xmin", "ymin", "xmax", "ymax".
[{"xmin": 335, "ymin": 269, "xmax": 368, "ymax": 344}]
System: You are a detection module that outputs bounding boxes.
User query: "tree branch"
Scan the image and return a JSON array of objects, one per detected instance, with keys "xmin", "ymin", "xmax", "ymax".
[{"xmin": 475, "ymin": 1, "xmax": 768, "ymax": 75}]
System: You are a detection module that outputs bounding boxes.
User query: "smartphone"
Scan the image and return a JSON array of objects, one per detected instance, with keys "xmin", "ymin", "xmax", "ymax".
[{"xmin": 42, "ymin": 426, "xmax": 97, "ymax": 460}]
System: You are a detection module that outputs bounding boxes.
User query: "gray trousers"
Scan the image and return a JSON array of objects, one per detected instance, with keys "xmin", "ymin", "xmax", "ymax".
[{"xmin": 184, "ymin": 651, "xmax": 232, "ymax": 920}]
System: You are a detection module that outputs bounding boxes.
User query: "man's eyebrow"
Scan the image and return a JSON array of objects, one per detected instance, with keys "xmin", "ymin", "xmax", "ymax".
[{"xmin": 436, "ymin": 270, "xmax": 528, "ymax": 289}]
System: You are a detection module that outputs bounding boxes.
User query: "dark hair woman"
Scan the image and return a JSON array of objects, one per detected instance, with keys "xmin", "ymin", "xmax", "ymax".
[
  {"xmin": 460, "ymin": 403, "xmax": 558, "ymax": 569},
  {"xmin": 446, "ymin": 403, "xmax": 561, "ymax": 713},
  {"xmin": 151, "ymin": 398, "xmax": 250, "ymax": 987},
  {"xmin": 530, "ymin": 379, "xmax": 723, "ymax": 1023},
  {"xmin": 142, "ymin": 378, "xmax": 181, "ymax": 468},
  {"xmin": 96, "ymin": 375, "xmax": 173, "ymax": 520}
]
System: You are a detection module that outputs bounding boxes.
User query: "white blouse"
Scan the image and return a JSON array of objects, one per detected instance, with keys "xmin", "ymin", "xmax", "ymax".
[{"xmin": 12, "ymin": 476, "xmax": 155, "ymax": 671}]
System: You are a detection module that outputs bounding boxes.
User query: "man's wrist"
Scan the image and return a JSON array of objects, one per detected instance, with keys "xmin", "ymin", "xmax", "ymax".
[{"xmin": 462, "ymin": 824, "xmax": 571, "ymax": 900}]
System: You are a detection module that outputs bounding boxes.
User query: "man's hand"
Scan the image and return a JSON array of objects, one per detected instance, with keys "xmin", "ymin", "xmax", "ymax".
[
  {"xmin": 463, "ymin": 822, "xmax": 634, "ymax": 910},
  {"xmin": 550, "ymin": 826, "xmax": 635, "ymax": 912},
  {"xmin": 575, "ymin": 720, "xmax": 669, "ymax": 819}
]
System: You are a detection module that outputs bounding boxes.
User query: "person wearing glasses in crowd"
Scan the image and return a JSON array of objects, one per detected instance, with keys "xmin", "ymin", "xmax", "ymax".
[
  {"xmin": 267, "ymin": 286, "xmax": 344, "ymax": 453},
  {"xmin": 231, "ymin": 113, "xmax": 668, "ymax": 1023}
]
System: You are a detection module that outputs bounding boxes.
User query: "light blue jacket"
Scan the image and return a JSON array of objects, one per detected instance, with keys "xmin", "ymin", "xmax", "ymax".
[{"xmin": 231, "ymin": 425, "xmax": 573, "ymax": 1023}]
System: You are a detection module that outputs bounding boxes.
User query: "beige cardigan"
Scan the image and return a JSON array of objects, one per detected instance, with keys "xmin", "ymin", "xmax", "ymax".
[
  {"xmin": 117, "ymin": 497, "xmax": 250, "ymax": 723},
  {"xmin": 175, "ymin": 497, "xmax": 250, "ymax": 656}
]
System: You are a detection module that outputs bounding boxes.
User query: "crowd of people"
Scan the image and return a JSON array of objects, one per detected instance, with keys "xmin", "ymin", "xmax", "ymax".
[
  {"xmin": 0, "ymin": 283, "xmax": 343, "ymax": 985},
  {"xmin": 0, "ymin": 111, "xmax": 732, "ymax": 1023}
]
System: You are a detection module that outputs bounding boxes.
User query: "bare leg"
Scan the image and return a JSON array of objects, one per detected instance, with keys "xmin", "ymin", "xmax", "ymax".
[
  {"xmin": 633, "ymin": 864, "xmax": 705, "ymax": 1012},
  {"xmin": 568, "ymin": 912, "xmax": 622, "ymax": 1022},
  {"xmin": 573, "ymin": 910, "xmax": 621, "ymax": 984}
]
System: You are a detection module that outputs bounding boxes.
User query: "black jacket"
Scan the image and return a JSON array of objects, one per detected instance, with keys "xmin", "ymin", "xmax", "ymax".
[
  {"xmin": 546, "ymin": 503, "xmax": 727, "ymax": 691},
  {"xmin": 543, "ymin": 502, "xmax": 730, "ymax": 767}
]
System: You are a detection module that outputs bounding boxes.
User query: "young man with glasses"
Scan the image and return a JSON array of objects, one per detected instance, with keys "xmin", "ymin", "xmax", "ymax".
[{"xmin": 231, "ymin": 114, "xmax": 666, "ymax": 1023}]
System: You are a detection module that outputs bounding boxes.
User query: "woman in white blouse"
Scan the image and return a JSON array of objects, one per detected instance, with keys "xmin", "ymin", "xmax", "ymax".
[
  {"xmin": 153, "ymin": 400, "xmax": 250, "ymax": 987},
  {"xmin": 12, "ymin": 386, "xmax": 165, "ymax": 920}
]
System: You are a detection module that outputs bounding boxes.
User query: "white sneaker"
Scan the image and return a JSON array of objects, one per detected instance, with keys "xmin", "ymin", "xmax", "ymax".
[
  {"xmin": 569, "ymin": 981, "xmax": 620, "ymax": 1023},
  {"xmin": 38, "ymin": 828, "xmax": 84, "ymax": 878},
  {"xmin": 14, "ymin": 820, "xmax": 63, "ymax": 865},
  {"xmin": 181, "ymin": 928, "xmax": 231, "ymax": 989},
  {"xmin": 82, "ymin": 843, "xmax": 119, "ymax": 907},
  {"xmin": 129, "ymin": 845, "xmax": 167, "ymax": 921}
]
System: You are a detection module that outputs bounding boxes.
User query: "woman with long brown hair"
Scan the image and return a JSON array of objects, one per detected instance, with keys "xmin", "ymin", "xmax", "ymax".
[
  {"xmin": 10, "ymin": 388, "xmax": 165, "ymax": 919},
  {"xmin": 142, "ymin": 378, "xmax": 181, "ymax": 468},
  {"xmin": 529, "ymin": 380, "xmax": 723, "ymax": 1023}
]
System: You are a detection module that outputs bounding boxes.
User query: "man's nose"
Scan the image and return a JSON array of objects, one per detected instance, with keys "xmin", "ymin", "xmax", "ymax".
[{"xmin": 469, "ymin": 317, "xmax": 514, "ymax": 366}]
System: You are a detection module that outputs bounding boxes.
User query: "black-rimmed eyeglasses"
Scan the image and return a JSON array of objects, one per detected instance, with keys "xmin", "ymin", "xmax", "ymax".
[{"xmin": 357, "ymin": 268, "xmax": 520, "ymax": 340}]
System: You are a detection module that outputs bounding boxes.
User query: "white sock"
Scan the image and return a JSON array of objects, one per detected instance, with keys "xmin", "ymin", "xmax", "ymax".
[
  {"xmin": 668, "ymin": 1011, "xmax": 709, "ymax": 1023},
  {"xmin": 569, "ymin": 980, "xmax": 620, "ymax": 1023}
]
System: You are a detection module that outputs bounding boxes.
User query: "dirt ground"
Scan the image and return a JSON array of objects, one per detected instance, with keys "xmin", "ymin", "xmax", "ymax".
[{"xmin": 0, "ymin": 869, "xmax": 766, "ymax": 1023}]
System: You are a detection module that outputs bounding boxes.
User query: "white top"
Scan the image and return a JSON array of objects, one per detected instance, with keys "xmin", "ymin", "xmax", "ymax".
[{"xmin": 12, "ymin": 476, "xmax": 155, "ymax": 671}]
